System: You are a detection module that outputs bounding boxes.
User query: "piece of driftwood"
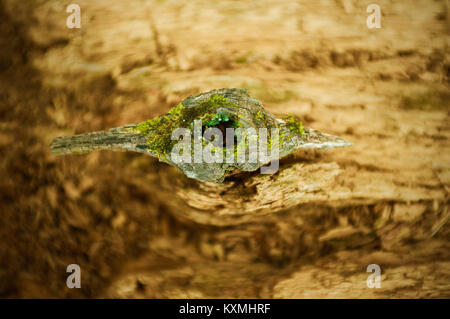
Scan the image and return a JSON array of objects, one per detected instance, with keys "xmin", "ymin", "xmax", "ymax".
[{"xmin": 50, "ymin": 88, "xmax": 351, "ymax": 183}]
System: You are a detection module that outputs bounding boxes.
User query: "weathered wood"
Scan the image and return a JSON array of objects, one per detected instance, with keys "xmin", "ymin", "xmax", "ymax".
[{"xmin": 1, "ymin": 0, "xmax": 449, "ymax": 299}]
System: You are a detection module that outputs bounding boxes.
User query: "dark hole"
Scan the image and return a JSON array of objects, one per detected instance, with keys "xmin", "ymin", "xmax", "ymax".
[{"xmin": 203, "ymin": 119, "xmax": 237, "ymax": 147}]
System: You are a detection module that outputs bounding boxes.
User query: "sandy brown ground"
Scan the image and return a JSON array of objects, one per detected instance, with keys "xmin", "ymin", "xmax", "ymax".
[{"xmin": 0, "ymin": 0, "xmax": 449, "ymax": 298}]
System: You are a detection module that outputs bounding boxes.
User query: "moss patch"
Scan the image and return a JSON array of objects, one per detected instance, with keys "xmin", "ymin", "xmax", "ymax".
[
  {"xmin": 255, "ymin": 110, "xmax": 265, "ymax": 122},
  {"xmin": 285, "ymin": 115, "xmax": 305, "ymax": 136},
  {"xmin": 134, "ymin": 94, "xmax": 240, "ymax": 158}
]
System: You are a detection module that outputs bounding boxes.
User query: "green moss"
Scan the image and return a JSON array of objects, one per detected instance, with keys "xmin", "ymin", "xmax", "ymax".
[
  {"xmin": 255, "ymin": 110, "xmax": 265, "ymax": 122},
  {"xmin": 202, "ymin": 94, "xmax": 237, "ymax": 110},
  {"xmin": 134, "ymin": 115, "xmax": 173, "ymax": 159},
  {"xmin": 133, "ymin": 94, "xmax": 240, "ymax": 158},
  {"xmin": 205, "ymin": 113, "xmax": 230, "ymax": 126},
  {"xmin": 285, "ymin": 115, "xmax": 305, "ymax": 136}
]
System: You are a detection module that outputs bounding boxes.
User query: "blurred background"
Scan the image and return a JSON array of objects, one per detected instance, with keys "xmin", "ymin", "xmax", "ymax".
[{"xmin": 0, "ymin": 0, "xmax": 449, "ymax": 298}]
